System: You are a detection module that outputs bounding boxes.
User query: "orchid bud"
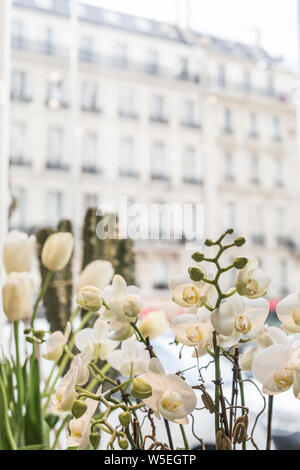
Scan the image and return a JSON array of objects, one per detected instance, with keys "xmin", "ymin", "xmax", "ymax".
[
  {"xmin": 188, "ymin": 267, "xmax": 204, "ymax": 282},
  {"xmin": 191, "ymin": 252, "xmax": 205, "ymax": 262},
  {"xmin": 90, "ymin": 432, "xmax": 101, "ymax": 449},
  {"xmin": 76, "ymin": 285, "xmax": 103, "ymax": 312},
  {"xmin": 123, "ymin": 298, "xmax": 141, "ymax": 318},
  {"xmin": 205, "ymin": 239, "xmax": 214, "ymax": 247},
  {"xmin": 71, "ymin": 400, "xmax": 88, "ymax": 419},
  {"xmin": 119, "ymin": 411, "xmax": 131, "ymax": 428},
  {"xmin": 234, "ymin": 237, "xmax": 246, "ymax": 247},
  {"xmin": 34, "ymin": 330, "xmax": 46, "ymax": 340},
  {"xmin": 3, "ymin": 230, "xmax": 36, "ymax": 274},
  {"xmin": 119, "ymin": 437, "xmax": 129, "ymax": 450},
  {"xmin": 2, "ymin": 272, "xmax": 35, "ymax": 322},
  {"xmin": 233, "ymin": 257, "xmax": 248, "ymax": 270},
  {"xmin": 42, "ymin": 232, "xmax": 73, "ymax": 271},
  {"xmin": 131, "ymin": 377, "xmax": 152, "ymax": 399}
]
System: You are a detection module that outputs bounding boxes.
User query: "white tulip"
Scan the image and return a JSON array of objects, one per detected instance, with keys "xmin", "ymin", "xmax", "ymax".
[
  {"xmin": 236, "ymin": 259, "xmax": 271, "ymax": 299},
  {"xmin": 42, "ymin": 232, "xmax": 73, "ymax": 272},
  {"xmin": 171, "ymin": 313, "xmax": 213, "ymax": 355},
  {"xmin": 77, "ymin": 260, "xmax": 114, "ymax": 292},
  {"xmin": 240, "ymin": 326, "xmax": 289, "ymax": 371},
  {"xmin": 211, "ymin": 294, "xmax": 269, "ymax": 348},
  {"xmin": 139, "ymin": 311, "xmax": 168, "ymax": 340},
  {"xmin": 169, "ymin": 268, "xmax": 214, "ymax": 309},
  {"xmin": 137, "ymin": 358, "xmax": 197, "ymax": 424},
  {"xmin": 52, "ymin": 366, "xmax": 78, "ymax": 414},
  {"xmin": 276, "ymin": 286, "xmax": 300, "ymax": 333},
  {"xmin": 42, "ymin": 322, "xmax": 71, "ymax": 361},
  {"xmin": 253, "ymin": 335, "xmax": 300, "ymax": 398},
  {"xmin": 107, "ymin": 337, "xmax": 150, "ymax": 377},
  {"xmin": 2, "ymin": 272, "xmax": 35, "ymax": 322},
  {"xmin": 75, "ymin": 318, "xmax": 118, "ymax": 361},
  {"xmin": 76, "ymin": 285, "xmax": 103, "ymax": 312},
  {"xmin": 3, "ymin": 230, "xmax": 36, "ymax": 274},
  {"xmin": 68, "ymin": 386, "xmax": 102, "ymax": 450}
]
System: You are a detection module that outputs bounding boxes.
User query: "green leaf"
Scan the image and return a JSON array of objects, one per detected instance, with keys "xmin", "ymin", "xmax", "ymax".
[{"xmin": 24, "ymin": 356, "xmax": 44, "ymax": 445}]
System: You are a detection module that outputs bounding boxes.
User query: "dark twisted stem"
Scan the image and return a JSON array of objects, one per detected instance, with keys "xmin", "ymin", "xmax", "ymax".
[{"xmin": 266, "ymin": 396, "xmax": 274, "ymax": 450}]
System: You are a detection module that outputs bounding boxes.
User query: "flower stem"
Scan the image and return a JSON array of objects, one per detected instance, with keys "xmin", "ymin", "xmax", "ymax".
[
  {"xmin": 14, "ymin": 321, "xmax": 24, "ymax": 421},
  {"xmin": 266, "ymin": 395, "xmax": 274, "ymax": 451},
  {"xmin": 179, "ymin": 424, "xmax": 189, "ymax": 450},
  {"xmin": 0, "ymin": 377, "xmax": 17, "ymax": 450},
  {"xmin": 31, "ymin": 270, "xmax": 53, "ymax": 329},
  {"xmin": 238, "ymin": 370, "xmax": 247, "ymax": 450}
]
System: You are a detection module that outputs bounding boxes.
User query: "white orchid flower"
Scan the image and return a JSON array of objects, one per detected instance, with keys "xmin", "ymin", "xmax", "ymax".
[
  {"xmin": 276, "ymin": 285, "xmax": 300, "ymax": 333},
  {"xmin": 3, "ymin": 230, "xmax": 36, "ymax": 274},
  {"xmin": 236, "ymin": 259, "xmax": 271, "ymax": 299},
  {"xmin": 240, "ymin": 326, "xmax": 289, "ymax": 371},
  {"xmin": 70, "ymin": 345, "xmax": 93, "ymax": 386},
  {"xmin": 102, "ymin": 275, "xmax": 142, "ymax": 323},
  {"xmin": 137, "ymin": 358, "xmax": 197, "ymax": 424},
  {"xmin": 169, "ymin": 268, "xmax": 214, "ymax": 309},
  {"xmin": 75, "ymin": 318, "xmax": 118, "ymax": 361},
  {"xmin": 211, "ymin": 294, "xmax": 270, "ymax": 348},
  {"xmin": 171, "ymin": 313, "xmax": 213, "ymax": 355},
  {"xmin": 253, "ymin": 335, "xmax": 300, "ymax": 398},
  {"xmin": 43, "ymin": 322, "xmax": 71, "ymax": 361},
  {"xmin": 52, "ymin": 366, "xmax": 78, "ymax": 414},
  {"xmin": 107, "ymin": 337, "xmax": 150, "ymax": 377},
  {"xmin": 139, "ymin": 311, "xmax": 168, "ymax": 340},
  {"xmin": 77, "ymin": 260, "xmax": 114, "ymax": 292},
  {"xmin": 68, "ymin": 385, "xmax": 102, "ymax": 450}
]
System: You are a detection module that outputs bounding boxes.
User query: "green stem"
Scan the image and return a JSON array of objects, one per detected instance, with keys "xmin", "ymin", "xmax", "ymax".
[
  {"xmin": 51, "ymin": 415, "xmax": 72, "ymax": 450},
  {"xmin": 214, "ymin": 342, "xmax": 221, "ymax": 435},
  {"xmin": 125, "ymin": 428, "xmax": 138, "ymax": 450},
  {"xmin": 14, "ymin": 321, "xmax": 24, "ymax": 419},
  {"xmin": 31, "ymin": 270, "xmax": 53, "ymax": 329},
  {"xmin": 0, "ymin": 374, "xmax": 17, "ymax": 450},
  {"xmin": 179, "ymin": 424, "xmax": 189, "ymax": 450}
]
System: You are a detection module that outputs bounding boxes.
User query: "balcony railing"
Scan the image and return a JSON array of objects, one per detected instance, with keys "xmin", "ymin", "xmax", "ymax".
[
  {"xmin": 119, "ymin": 170, "xmax": 139, "ymax": 178},
  {"xmin": 118, "ymin": 110, "xmax": 139, "ymax": 120},
  {"xmin": 181, "ymin": 121, "xmax": 201, "ymax": 129},
  {"xmin": 211, "ymin": 79, "xmax": 289, "ymax": 103},
  {"xmin": 183, "ymin": 177, "xmax": 203, "ymax": 185},
  {"xmin": 46, "ymin": 161, "xmax": 69, "ymax": 171},
  {"xmin": 82, "ymin": 165, "xmax": 101, "ymax": 174},
  {"xmin": 151, "ymin": 173, "xmax": 169, "ymax": 182},
  {"xmin": 11, "ymin": 93, "xmax": 32, "ymax": 103},
  {"xmin": 12, "ymin": 37, "xmax": 69, "ymax": 59},
  {"xmin": 150, "ymin": 115, "xmax": 169, "ymax": 125},
  {"xmin": 10, "ymin": 157, "xmax": 31, "ymax": 167},
  {"xmin": 81, "ymin": 104, "xmax": 102, "ymax": 114}
]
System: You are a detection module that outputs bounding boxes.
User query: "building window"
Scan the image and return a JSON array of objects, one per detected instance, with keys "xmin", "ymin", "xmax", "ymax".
[
  {"xmin": 11, "ymin": 71, "xmax": 29, "ymax": 102},
  {"xmin": 119, "ymin": 89, "xmax": 137, "ymax": 118},
  {"xmin": 151, "ymin": 141, "xmax": 168, "ymax": 181},
  {"xmin": 266, "ymin": 75, "xmax": 275, "ymax": 97},
  {"xmin": 83, "ymin": 132, "xmax": 99, "ymax": 173},
  {"xmin": 223, "ymin": 108, "xmax": 232, "ymax": 133},
  {"xmin": 79, "ymin": 35, "xmax": 93, "ymax": 62},
  {"xmin": 10, "ymin": 188, "xmax": 27, "ymax": 231},
  {"xmin": 47, "ymin": 191, "xmax": 63, "ymax": 227},
  {"xmin": 276, "ymin": 208, "xmax": 286, "ymax": 246},
  {"xmin": 224, "ymin": 152, "xmax": 234, "ymax": 182},
  {"xmin": 47, "ymin": 78, "xmax": 65, "ymax": 108},
  {"xmin": 250, "ymin": 155, "xmax": 260, "ymax": 185},
  {"xmin": 82, "ymin": 82, "xmax": 99, "ymax": 112},
  {"xmin": 274, "ymin": 158, "xmax": 284, "ymax": 187},
  {"xmin": 12, "ymin": 21, "xmax": 24, "ymax": 49},
  {"xmin": 47, "ymin": 127, "xmax": 66, "ymax": 170},
  {"xmin": 153, "ymin": 260, "xmax": 169, "ymax": 289},
  {"xmin": 150, "ymin": 95, "xmax": 167, "ymax": 123},
  {"xmin": 223, "ymin": 202, "xmax": 235, "ymax": 230},
  {"xmin": 183, "ymin": 147, "xmax": 200, "ymax": 184},
  {"xmin": 10, "ymin": 122, "xmax": 29, "ymax": 166},
  {"xmin": 251, "ymin": 203, "xmax": 264, "ymax": 245},
  {"xmin": 218, "ymin": 65, "xmax": 226, "ymax": 88},
  {"xmin": 119, "ymin": 137, "xmax": 137, "ymax": 177},
  {"xmin": 243, "ymin": 70, "xmax": 251, "ymax": 93},
  {"xmin": 249, "ymin": 113, "xmax": 258, "ymax": 138},
  {"xmin": 145, "ymin": 50, "xmax": 159, "ymax": 74},
  {"xmin": 178, "ymin": 57, "xmax": 189, "ymax": 79},
  {"xmin": 112, "ymin": 42, "xmax": 128, "ymax": 68},
  {"xmin": 182, "ymin": 100, "xmax": 197, "ymax": 127},
  {"xmin": 279, "ymin": 260, "xmax": 288, "ymax": 295},
  {"xmin": 272, "ymin": 117, "xmax": 281, "ymax": 141},
  {"xmin": 42, "ymin": 26, "xmax": 53, "ymax": 54}
]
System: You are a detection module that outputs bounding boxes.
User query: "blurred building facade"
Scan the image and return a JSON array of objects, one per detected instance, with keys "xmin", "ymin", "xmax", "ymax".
[{"xmin": 9, "ymin": 0, "xmax": 299, "ymax": 301}]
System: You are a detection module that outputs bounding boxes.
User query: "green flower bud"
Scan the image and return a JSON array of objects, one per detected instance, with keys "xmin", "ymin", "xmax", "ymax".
[
  {"xmin": 119, "ymin": 437, "xmax": 129, "ymax": 450},
  {"xmin": 119, "ymin": 411, "xmax": 131, "ymax": 428},
  {"xmin": 233, "ymin": 257, "xmax": 248, "ymax": 270},
  {"xmin": 34, "ymin": 330, "xmax": 45, "ymax": 340},
  {"xmin": 191, "ymin": 252, "xmax": 205, "ymax": 262},
  {"xmin": 205, "ymin": 239, "xmax": 214, "ymax": 247},
  {"xmin": 26, "ymin": 336, "xmax": 40, "ymax": 344},
  {"xmin": 71, "ymin": 400, "xmax": 88, "ymax": 419},
  {"xmin": 24, "ymin": 328, "xmax": 32, "ymax": 335},
  {"xmin": 226, "ymin": 228, "xmax": 234, "ymax": 235},
  {"xmin": 188, "ymin": 267, "xmax": 204, "ymax": 282},
  {"xmin": 131, "ymin": 377, "xmax": 152, "ymax": 400},
  {"xmin": 235, "ymin": 237, "xmax": 246, "ymax": 247},
  {"xmin": 90, "ymin": 432, "xmax": 100, "ymax": 449}
]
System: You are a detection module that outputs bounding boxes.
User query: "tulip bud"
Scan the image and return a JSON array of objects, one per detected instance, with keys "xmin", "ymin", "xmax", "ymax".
[
  {"xmin": 3, "ymin": 230, "xmax": 36, "ymax": 274},
  {"xmin": 76, "ymin": 285, "xmax": 103, "ymax": 312},
  {"xmin": 131, "ymin": 377, "xmax": 152, "ymax": 399},
  {"xmin": 90, "ymin": 432, "xmax": 100, "ymax": 449},
  {"xmin": 119, "ymin": 411, "xmax": 131, "ymax": 428},
  {"xmin": 119, "ymin": 437, "xmax": 129, "ymax": 450},
  {"xmin": 71, "ymin": 400, "xmax": 88, "ymax": 419},
  {"xmin": 2, "ymin": 272, "xmax": 35, "ymax": 322},
  {"xmin": 42, "ymin": 232, "xmax": 73, "ymax": 272},
  {"xmin": 235, "ymin": 237, "xmax": 246, "ymax": 247},
  {"xmin": 188, "ymin": 267, "xmax": 204, "ymax": 282},
  {"xmin": 233, "ymin": 257, "xmax": 248, "ymax": 270},
  {"xmin": 191, "ymin": 252, "xmax": 205, "ymax": 262}
]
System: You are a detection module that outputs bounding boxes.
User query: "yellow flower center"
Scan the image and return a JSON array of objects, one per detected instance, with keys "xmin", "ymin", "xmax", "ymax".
[
  {"xmin": 292, "ymin": 307, "xmax": 300, "ymax": 326},
  {"xmin": 246, "ymin": 279, "xmax": 259, "ymax": 296},
  {"xmin": 160, "ymin": 391, "xmax": 182, "ymax": 412},
  {"xmin": 186, "ymin": 325, "xmax": 203, "ymax": 344},
  {"xmin": 273, "ymin": 368, "xmax": 294, "ymax": 391},
  {"xmin": 234, "ymin": 315, "xmax": 252, "ymax": 334},
  {"xmin": 182, "ymin": 286, "xmax": 200, "ymax": 305}
]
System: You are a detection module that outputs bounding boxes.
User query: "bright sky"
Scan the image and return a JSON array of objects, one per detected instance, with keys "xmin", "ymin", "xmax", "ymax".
[{"xmin": 85, "ymin": 0, "xmax": 299, "ymax": 67}]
